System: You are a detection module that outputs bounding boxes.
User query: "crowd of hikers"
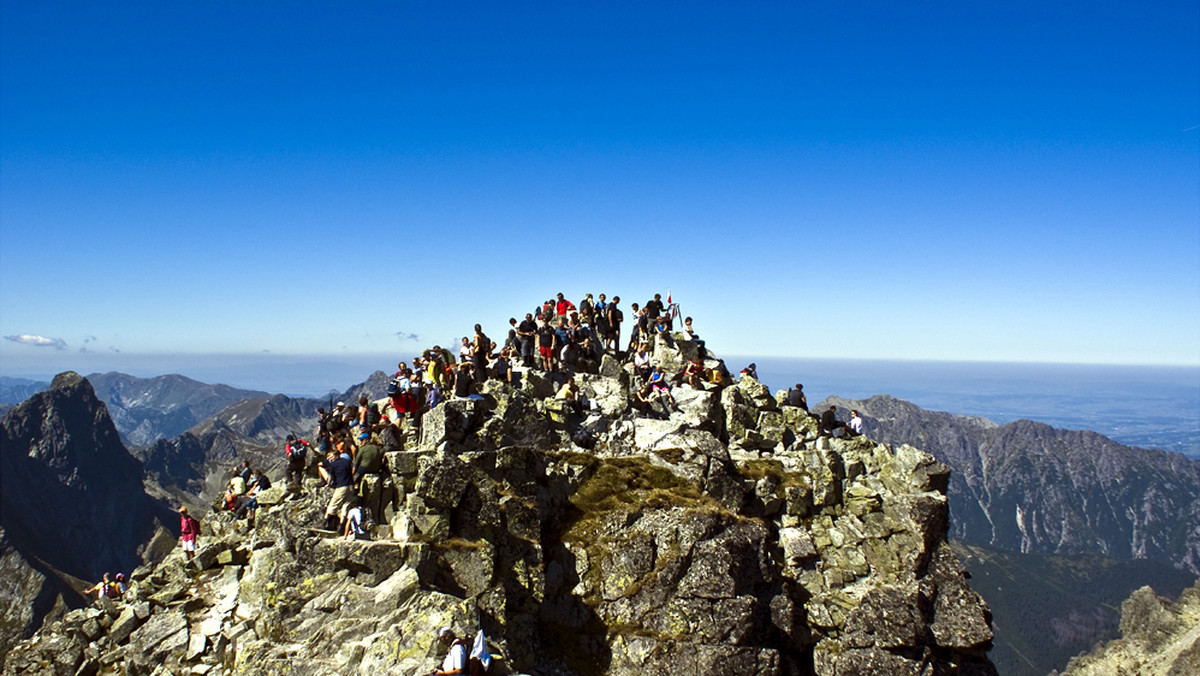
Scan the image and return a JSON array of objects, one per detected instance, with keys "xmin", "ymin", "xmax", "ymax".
[
  {"xmin": 191, "ymin": 290, "xmax": 870, "ymax": 543},
  {"xmin": 158, "ymin": 291, "xmax": 867, "ymax": 668}
]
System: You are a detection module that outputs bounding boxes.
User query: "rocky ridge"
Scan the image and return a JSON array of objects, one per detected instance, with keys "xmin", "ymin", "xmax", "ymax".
[
  {"xmin": 1053, "ymin": 578, "xmax": 1200, "ymax": 676},
  {"xmin": 6, "ymin": 335, "xmax": 997, "ymax": 675},
  {"xmin": 0, "ymin": 373, "xmax": 178, "ymax": 656},
  {"xmin": 820, "ymin": 395, "xmax": 1200, "ymax": 574}
]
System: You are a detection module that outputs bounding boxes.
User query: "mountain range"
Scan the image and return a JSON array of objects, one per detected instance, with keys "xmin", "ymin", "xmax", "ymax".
[{"xmin": 2, "ymin": 368, "xmax": 1197, "ymax": 674}]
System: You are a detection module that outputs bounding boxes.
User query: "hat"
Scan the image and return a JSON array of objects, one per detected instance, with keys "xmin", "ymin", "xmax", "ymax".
[
  {"xmin": 438, "ymin": 626, "xmax": 454, "ymax": 639},
  {"xmin": 178, "ymin": 506, "xmax": 188, "ymax": 514},
  {"xmin": 287, "ymin": 434, "xmax": 295, "ymax": 441},
  {"xmin": 336, "ymin": 401, "xmax": 345, "ymax": 407},
  {"xmin": 358, "ymin": 432, "xmax": 369, "ymax": 440}
]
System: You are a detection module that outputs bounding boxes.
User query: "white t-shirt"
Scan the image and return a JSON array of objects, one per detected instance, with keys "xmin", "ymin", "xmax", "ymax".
[
  {"xmin": 441, "ymin": 641, "xmax": 468, "ymax": 673},
  {"xmin": 849, "ymin": 416, "xmax": 863, "ymax": 434}
]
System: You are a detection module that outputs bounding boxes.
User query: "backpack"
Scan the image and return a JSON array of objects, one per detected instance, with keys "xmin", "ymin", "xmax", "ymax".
[{"xmin": 288, "ymin": 441, "xmax": 307, "ymax": 463}]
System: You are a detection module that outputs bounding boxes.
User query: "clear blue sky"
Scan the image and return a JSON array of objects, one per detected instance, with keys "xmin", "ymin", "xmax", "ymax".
[{"xmin": 2, "ymin": 1, "xmax": 1198, "ymax": 388}]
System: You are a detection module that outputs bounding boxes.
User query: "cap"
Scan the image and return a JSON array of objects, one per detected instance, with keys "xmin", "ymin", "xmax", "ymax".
[
  {"xmin": 287, "ymin": 434, "xmax": 295, "ymax": 441},
  {"xmin": 438, "ymin": 626, "xmax": 454, "ymax": 639},
  {"xmin": 178, "ymin": 506, "xmax": 188, "ymax": 513}
]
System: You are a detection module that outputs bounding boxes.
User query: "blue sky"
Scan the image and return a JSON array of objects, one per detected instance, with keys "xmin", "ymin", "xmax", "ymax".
[{"xmin": 2, "ymin": 1, "xmax": 1198, "ymax": 390}]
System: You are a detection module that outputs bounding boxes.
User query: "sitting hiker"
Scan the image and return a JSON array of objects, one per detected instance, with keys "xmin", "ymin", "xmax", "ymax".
[
  {"xmin": 682, "ymin": 316, "xmax": 706, "ymax": 356},
  {"xmin": 556, "ymin": 376, "xmax": 584, "ymax": 415},
  {"xmin": 235, "ymin": 470, "xmax": 272, "ymax": 519},
  {"xmin": 238, "ymin": 459, "xmax": 252, "ymax": 488},
  {"xmin": 453, "ymin": 362, "xmax": 474, "ymax": 400},
  {"xmin": 683, "ymin": 359, "xmax": 706, "ymax": 389},
  {"xmin": 820, "ymin": 405, "xmax": 847, "ymax": 437},
  {"xmin": 787, "ymin": 383, "xmax": 808, "ymax": 410},
  {"xmin": 430, "ymin": 626, "xmax": 469, "ymax": 676},
  {"xmin": 741, "ymin": 363, "xmax": 758, "ymax": 381},
  {"xmin": 633, "ymin": 343, "xmax": 652, "ymax": 381},
  {"xmin": 459, "ymin": 337, "xmax": 472, "ymax": 363},
  {"xmin": 87, "ymin": 573, "xmax": 120, "ymax": 600},
  {"xmin": 847, "ymin": 410, "xmax": 864, "ymax": 437},
  {"xmin": 342, "ymin": 498, "xmax": 366, "ymax": 541},
  {"xmin": 492, "ymin": 348, "xmax": 515, "ymax": 383},
  {"xmin": 228, "ymin": 465, "xmax": 248, "ymax": 495},
  {"xmin": 647, "ymin": 365, "xmax": 677, "ymax": 410}
]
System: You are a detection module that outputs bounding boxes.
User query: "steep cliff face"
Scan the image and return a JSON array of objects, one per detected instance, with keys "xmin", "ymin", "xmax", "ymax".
[
  {"xmin": 6, "ymin": 337, "xmax": 997, "ymax": 675},
  {"xmin": 0, "ymin": 372, "xmax": 176, "ymax": 652},
  {"xmin": 822, "ymin": 395, "xmax": 1200, "ymax": 573}
]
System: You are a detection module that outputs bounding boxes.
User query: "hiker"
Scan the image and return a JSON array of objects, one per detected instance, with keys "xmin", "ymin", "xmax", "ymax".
[
  {"xmin": 516, "ymin": 313, "xmax": 537, "ymax": 367},
  {"xmin": 787, "ymin": 384, "xmax": 808, "ymax": 411},
  {"xmin": 353, "ymin": 431, "xmax": 384, "ymax": 482},
  {"xmin": 682, "ymin": 316, "xmax": 705, "ymax": 356},
  {"xmin": 741, "ymin": 363, "xmax": 758, "ymax": 381},
  {"xmin": 285, "ymin": 434, "xmax": 309, "ymax": 487},
  {"xmin": 452, "ymin": 362, "xmax": 473, "ymax": 400},
  {"xmin": 633, "ymin": 343, "xmax": 652, "ymax": 381},
  {"xmin": 179, "ymin": 506, "xmax": 199, "ymax": 562},
  {"xmin": 555, "ymin": 292, "xmax": 575, "ymax": 322},
  {"xmin": 556, "ymin": 376, "xmax": 584, "ymax": 415},
  {"xmin": 319, "ymin": 446, "xmax": 355, "ymax": 532},
  {"xmin": 235, "ymin": 470, "xmax": 271, "ymax": 519},
  {"xmin": 536, "ymin": 319, "xmax": 557, "ymax": 371},
  {"xmin": 683, "ymin": 359, "xmax": 706, "ymax": 389},
  {"xmin": 471, "ymin": 324, "xmax": 490, "ymax": 384},
  {"xmin": 86, "ymin": 573, "xmax": 119, "ymax": 600},
  {"xmin": 820, "ymin": 405, "xmax": 846, "ymax": 437},
  {"xmin": 647, "ymin": 366, "xmax": 677, "ymax": 410},
  {"xmin": 492, "ymin": 348, "xmax": 515, "ymax": 383},
  {"xmin": 342, "ymin": 498, "xmax": 366, "ymax": 541},
  {"xmin": 605, "ymin": 296, "xmax": 623, "ymax": 354},
  {"xmin": 848, "ymin": 410, "xmax": 864, "ymax": 437},
  {"xmin": 430, "ymin": 627, "xmax": 469, "ymax": 676}
]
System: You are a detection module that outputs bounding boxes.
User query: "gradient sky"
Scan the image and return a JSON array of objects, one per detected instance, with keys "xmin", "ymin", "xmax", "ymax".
[{"xmin": 2, "ymin": 1, "xmax": 1198, "ymax": 386}]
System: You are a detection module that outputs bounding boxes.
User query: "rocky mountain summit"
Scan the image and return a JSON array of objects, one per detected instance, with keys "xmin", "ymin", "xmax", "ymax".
[
  {"xmin": 85, "ymin": 373, "xmax": 272, "ymax": 448},
  {"xmin": 820, "ymin": 395, "xmax": 1200, "ymax": 574},
  {"xmin": 0, "ymin": 372, "xmax": 177, "ymax": 656},
  {"xmin": 1053, "ymin": 578, "xmax": 1200, "ymax": 675},
  {"xmin": 5, "ymin": 332, "xmax": 997, "ymax": 675}
]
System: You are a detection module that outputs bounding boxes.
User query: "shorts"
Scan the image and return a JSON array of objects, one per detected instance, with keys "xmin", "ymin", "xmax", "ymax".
[
  {"xmin": 181, "ymin": 538, "xmax": 196, "ymax": 552},
  {"xmin": 326, "ymin": 486, "xmax": 354, "ymax": 518},
  {"xmin": 539, "ymin": 345, "xmax": 553, "ymax": 358}
]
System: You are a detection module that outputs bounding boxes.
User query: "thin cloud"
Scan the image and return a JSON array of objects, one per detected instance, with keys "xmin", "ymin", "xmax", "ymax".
[
  {"xmin": 5, "ymin": 334, "xmax": 67, "ymax": 350},
  {"xmin": 396, "ymin": 331, "xmax": 420, "ymax": 342}
]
